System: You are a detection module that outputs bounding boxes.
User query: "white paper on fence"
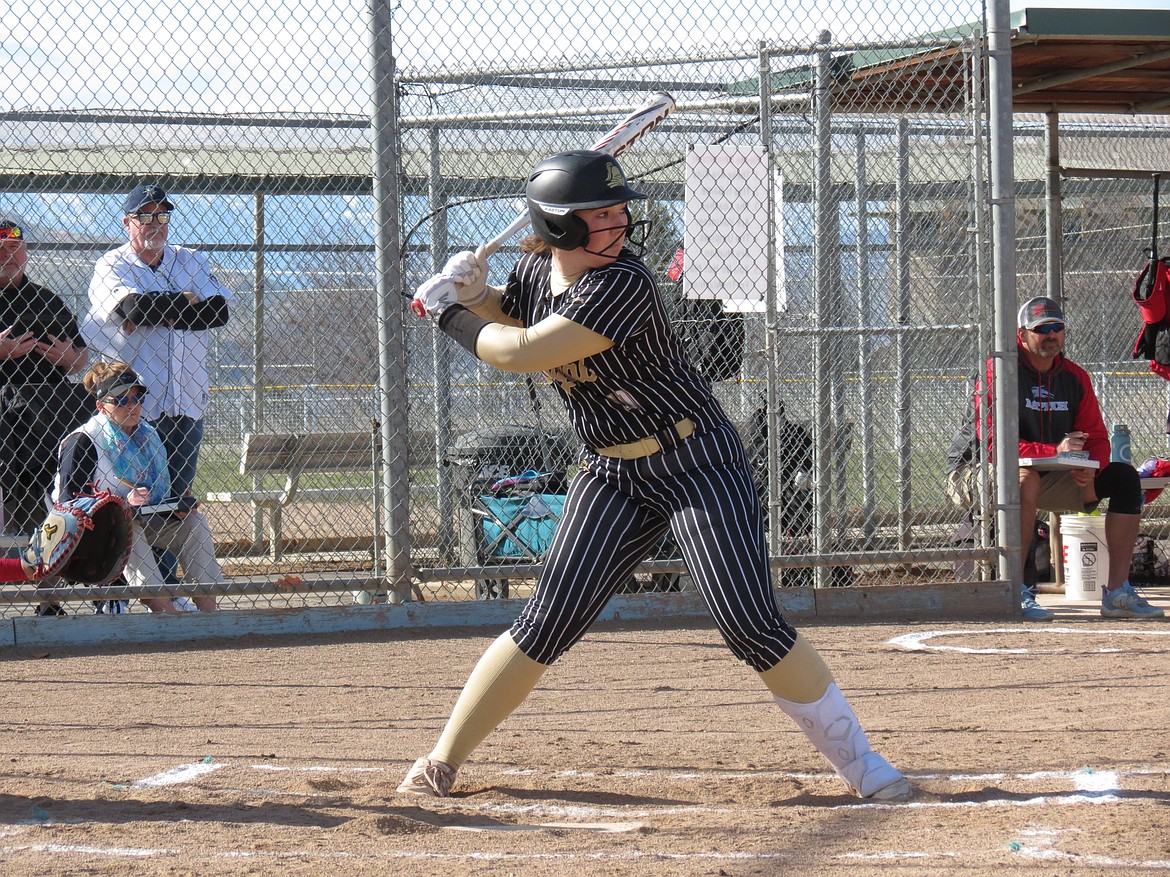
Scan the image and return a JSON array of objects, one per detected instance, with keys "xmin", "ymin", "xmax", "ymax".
[{"xmin": 682, "ymin": 143, "xmax": 785, "ymax": 314}]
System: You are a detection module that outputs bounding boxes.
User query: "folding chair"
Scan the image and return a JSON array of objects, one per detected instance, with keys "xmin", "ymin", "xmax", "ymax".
[{"xmin": 471, "ymin": 473, "xmax": 566, "ymax": 600}]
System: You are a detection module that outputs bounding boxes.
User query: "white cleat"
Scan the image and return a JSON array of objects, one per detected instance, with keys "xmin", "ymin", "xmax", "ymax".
[{"xmin": 838, "ymin": 751, "xmax": 913, "ymax": 801}]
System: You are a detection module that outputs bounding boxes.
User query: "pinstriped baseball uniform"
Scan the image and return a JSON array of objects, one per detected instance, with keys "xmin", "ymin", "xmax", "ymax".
[{"xmin": 501, "ymin": 249, "xmax": 798, "ymax": 670}]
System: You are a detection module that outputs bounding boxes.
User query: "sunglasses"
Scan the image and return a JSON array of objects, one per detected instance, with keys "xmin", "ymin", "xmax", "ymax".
[
  {"xmin": 103, "ymin": 391, "xmax": 146, "ymax": 407},
  {"xmin": 0, "ymin": 225, "xmax": 23, "ymax": 240},
  {"xmin": 1030, "ymin": 323, "xmax": 1065, "ymax": 335},
  {"xmin": 129, "ymin": 212, "xmax": 172, "ymax": 226}
]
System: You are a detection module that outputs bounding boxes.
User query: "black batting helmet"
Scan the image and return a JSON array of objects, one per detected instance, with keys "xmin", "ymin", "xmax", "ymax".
[{"xmin": 525, "ymin": 150, "xmax": 646, "ymax": 250}]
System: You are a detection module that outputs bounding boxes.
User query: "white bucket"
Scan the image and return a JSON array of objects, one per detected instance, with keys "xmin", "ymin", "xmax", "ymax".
[{"xmin": 1061, "ymin": 514, "xmax": 1109, "ymax": 601}]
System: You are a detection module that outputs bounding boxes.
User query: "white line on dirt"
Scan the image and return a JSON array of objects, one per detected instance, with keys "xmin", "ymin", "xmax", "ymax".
[
  {"xmin": 134, "ymin": 762, "xmax": 225, "ymax": 787},
  {"xmin": 1075, "ymin": 769, "xmax": 1119, "ymax": 793},
  {"xmin": 888, "ymin": 627, "xmax": 1170, "ymax": 653},
  {"xmin": 1011, "ymin": 847, "xmax": 1170, "ymax": 868},
  {"xmin": 3, "ymin": 843, "xmax": 176, "ymax": 857},
  {"xmin": 250, "ymin": 765, "xmax": 383, "ymax": 772},
  {"xmin": 447, "ymin": 821, "xmax": 645, "ymax": 833}
]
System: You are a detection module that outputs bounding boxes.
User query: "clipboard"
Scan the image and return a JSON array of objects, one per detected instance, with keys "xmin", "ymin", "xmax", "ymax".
[
  {"xmin": 133, "ymin": 495, "xmax": 198, "ymax": 517},
  {"xmin": 1019, "ymin": 455, "xmax": 1100, "ymax": 471}
]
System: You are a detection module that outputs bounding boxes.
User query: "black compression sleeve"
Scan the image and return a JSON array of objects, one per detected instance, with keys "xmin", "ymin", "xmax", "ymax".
[
  {"xmin": 116, "ymin": 292, "xmax": 189, "ymax": 326},
  {"xmin": 437, "ymin": 305, "xmax": 490, "ymax": 357},
  {"xmin": 172, "ymin": 295, "xmax": 230, "ymax": 331}
]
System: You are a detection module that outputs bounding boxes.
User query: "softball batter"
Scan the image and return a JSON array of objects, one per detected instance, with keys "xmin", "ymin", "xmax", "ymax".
[{"xmin": 404, "ymin": 150, "xmax": 910, "ymax": 801}]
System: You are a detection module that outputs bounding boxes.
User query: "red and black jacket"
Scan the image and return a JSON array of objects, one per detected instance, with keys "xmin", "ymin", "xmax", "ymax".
[{"xmin": 947, "ymin": 341, "xmax": 1109, "ymax": 472}]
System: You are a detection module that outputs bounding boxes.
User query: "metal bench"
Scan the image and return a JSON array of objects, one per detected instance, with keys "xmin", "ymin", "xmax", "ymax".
[{"xmin": 205, "ymin": 431, "xmax": 381, "ymax": 561}]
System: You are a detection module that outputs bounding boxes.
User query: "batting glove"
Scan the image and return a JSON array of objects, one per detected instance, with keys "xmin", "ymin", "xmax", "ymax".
[
  {"xmin": 411, "ymin": 275, "xmax": 461, "ymax": 320},
  {"xmin": 442, "ymin": 250, "xmax": 482, "ymax": 285},
  {"xmin": 442, "ymin": 247, "xmax": 489, "ymax": 307}
]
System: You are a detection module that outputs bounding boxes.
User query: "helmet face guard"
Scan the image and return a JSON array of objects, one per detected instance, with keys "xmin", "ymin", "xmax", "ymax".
[
  {"xmin": 526, "ymin": 150, "xmax": 647, "ymax": 251},
  {"xmin": 582, "ymin": 216, "xmax": 652, "ymax": 259}
]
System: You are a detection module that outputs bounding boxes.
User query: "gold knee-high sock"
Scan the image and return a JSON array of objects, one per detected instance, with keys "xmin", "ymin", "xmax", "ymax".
[
  {"xmin": 756, "ymin": 633, "xmax": 834, "ymax": 703},
  {"xmin": 431, "ymin": 632, "xmax": 548, "ymax": 769}
]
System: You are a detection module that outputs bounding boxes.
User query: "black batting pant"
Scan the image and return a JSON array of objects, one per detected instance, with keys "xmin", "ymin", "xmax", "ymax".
[{"xmin": 510, "ymin": 422, "xmax": 798, "ymax": 670}]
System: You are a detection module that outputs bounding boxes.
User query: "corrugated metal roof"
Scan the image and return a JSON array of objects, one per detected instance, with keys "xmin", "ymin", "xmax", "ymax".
[{"xmin": 730, "ymin": 7, "xmax": 1170, "ymax": 115}]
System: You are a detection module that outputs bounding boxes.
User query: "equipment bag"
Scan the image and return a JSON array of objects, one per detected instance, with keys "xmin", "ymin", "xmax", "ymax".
[{"xmin": 1131, "ymin": 257, "xmax": 1170, "ymax": 365}]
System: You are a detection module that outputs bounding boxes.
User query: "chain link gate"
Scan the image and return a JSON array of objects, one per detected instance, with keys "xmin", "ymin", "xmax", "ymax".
[
  {"xmin": 400, "ymin": 28, "xmax": 994, "ymax": 598},
  {"xmin": 1, "ymin": 1, "xmax": 1168, "ymax": 618}
]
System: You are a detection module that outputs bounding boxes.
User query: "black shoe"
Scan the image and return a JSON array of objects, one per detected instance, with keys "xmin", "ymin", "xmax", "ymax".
[{"xmin": 34, "ymin": 602, "xmax": 67, "ymax": 617}]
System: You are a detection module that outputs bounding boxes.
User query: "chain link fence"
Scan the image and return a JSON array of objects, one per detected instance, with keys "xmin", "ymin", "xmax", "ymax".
[{"xmin": 0, "ymin": 1, "xmax": 1168, "ymax": 616}]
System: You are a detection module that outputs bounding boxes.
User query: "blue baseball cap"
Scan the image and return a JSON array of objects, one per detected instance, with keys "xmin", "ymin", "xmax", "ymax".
[{"xmin": 122, "ymin": 184, "xmax": 174, "ymax": 215}]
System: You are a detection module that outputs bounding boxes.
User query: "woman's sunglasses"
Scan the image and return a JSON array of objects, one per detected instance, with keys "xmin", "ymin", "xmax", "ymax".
[{"xmin": 103, "ymin": 391, "xmax": 146, "ymax": 407}]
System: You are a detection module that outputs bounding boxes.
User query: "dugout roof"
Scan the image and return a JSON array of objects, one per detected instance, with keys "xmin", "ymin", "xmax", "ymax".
[{"xmin": 731, "ymin": 7, "xmax": 1170, "ymax": 116}]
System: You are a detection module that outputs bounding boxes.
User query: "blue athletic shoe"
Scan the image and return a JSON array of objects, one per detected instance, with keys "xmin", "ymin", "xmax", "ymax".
[
  {"xmin": 1020, "ymin": 586, "xmax": 1054, "ymax": 621},
  {"xmin": 1101, "ymin": 582, "xmax": 1165, "ymax": 619}
]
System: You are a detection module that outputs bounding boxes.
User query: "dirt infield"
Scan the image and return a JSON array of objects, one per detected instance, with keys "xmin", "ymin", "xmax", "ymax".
[{"xmin": 3, "ymin": 611, "xmax": 1170, "ymax": 876}]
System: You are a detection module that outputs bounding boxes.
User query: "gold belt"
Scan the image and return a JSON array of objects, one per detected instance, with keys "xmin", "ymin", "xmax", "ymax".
[{"xmin": 595, "ymin": 418, "xmax": 696, "ymax": 460}]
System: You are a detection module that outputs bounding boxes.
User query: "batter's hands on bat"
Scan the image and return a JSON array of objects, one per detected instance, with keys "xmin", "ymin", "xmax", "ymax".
[
  {"xmin": 442, "ymin": 247, "xmax": 489, "ymax": 306},
  {"xmin": 442, "ymin": 249, "xmax": 481, "ymax": 285},
  {"xmin": 411, "ymin": 274, "xmax": 462, "ymax": 320},
  {"xmin": 411, "ymin": 247, "xmax": 491, "ymax": 319}
]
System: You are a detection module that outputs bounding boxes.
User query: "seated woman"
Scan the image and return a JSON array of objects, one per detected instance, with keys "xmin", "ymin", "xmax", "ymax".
[{"xmin": 53, "ymin": 361, "xmax": 221, "ymax": 612}]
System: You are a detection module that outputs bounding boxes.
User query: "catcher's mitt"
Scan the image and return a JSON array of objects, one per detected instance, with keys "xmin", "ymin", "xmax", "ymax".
[{"xmin": 24, "ymin": 491, "xmax": 133, "ymax": 584}]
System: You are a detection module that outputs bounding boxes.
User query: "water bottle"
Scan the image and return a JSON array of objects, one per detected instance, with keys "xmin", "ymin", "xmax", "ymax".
[{"xmin": 1111, "ymin": 423, "xmax": 1132, "ymax": 465}]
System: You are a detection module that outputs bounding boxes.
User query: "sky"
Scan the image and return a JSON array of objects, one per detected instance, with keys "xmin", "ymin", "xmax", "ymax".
[
  {"xmin": 0, "ymin": 0, "xmax": 979, "ymax": 115},
  {"xmin": 2, "ymin": 1, "xmax": 1165, "ymax": 116},
  {"xmin": 0, "ymin": 0, "xmax": 1165, "ymax": 124}
]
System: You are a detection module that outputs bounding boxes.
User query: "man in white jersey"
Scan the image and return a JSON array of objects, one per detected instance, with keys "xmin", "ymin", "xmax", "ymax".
[
  {"xmin": 82, "ymin": 184, "xmax": 231, "ymax": 502},
  {"xmin": 400, "ymin": 150, "xmax": 913, "ymax": 802}
]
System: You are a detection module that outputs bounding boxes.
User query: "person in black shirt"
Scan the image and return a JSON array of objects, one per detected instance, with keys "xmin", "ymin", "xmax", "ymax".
[{"xmin": 0, "ymin": 218, "xmax": 88, "ymax": 536}]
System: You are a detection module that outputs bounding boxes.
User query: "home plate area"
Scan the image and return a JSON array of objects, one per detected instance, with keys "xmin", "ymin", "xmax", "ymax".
[
  {"xmin": 3, "ymin": 757, "xmax": 1170, "ymax": 874},
  {"xmin": 3, "ymin": 619, "xmax": 1170, "ymax": 875}
]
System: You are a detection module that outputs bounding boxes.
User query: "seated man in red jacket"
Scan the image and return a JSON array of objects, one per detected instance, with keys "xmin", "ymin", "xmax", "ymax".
[
  {"xmin": 1011, "ymin": 297, "xmax": 1162, "ymax": 619},
  {"xmin": 952, "ymin": 296, "xmax": 1162, "ymax": 621}
]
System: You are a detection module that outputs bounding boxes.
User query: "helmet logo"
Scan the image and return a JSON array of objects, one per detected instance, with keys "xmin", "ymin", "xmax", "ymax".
[
  {"xmin": 533, "ymin": 200, "xmax": 573, "ymax": 217},
  {"xmin": 604, "ymin": 163, "xmax": 625, "ymax": 189}
]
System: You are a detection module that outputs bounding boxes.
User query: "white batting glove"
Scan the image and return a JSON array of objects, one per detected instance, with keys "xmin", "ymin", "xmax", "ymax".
[
  {"xmin": 410, "ymin": 275, "xmax": 460, "ymax": 320},
  {"xmin": 442, "ymin": 247, "xmax": 489, "ymax": 307},
  {"xmin": 442, "ymin": 250, "xmax": 482, "ymax": 285}
]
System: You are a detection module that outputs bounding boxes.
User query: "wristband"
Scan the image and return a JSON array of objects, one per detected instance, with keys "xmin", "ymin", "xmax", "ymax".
[{"xmin": 437, "ymin": 305, "xmax": 490, "ymax": 357}]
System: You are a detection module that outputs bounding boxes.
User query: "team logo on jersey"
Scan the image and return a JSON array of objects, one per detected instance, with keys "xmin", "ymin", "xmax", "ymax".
[
  {"xmin": 546, "ymin": 360, "xmax": 597, "ymax": 393},
  {"xmin": 1025, "ymin": 385, "xmax": 1068, "ymax": 412}
]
